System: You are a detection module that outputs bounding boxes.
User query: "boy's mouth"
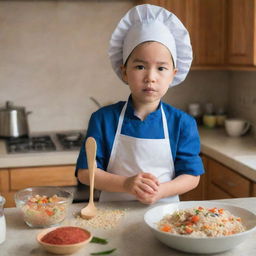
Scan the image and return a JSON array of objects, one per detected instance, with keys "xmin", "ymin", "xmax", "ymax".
[{"xmin": 143, "ymin": 87, "xmax": 156, "ymax": 92}]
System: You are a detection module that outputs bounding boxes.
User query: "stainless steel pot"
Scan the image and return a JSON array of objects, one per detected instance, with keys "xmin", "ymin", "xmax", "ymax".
[{"xmin": 0, "ymin": 101, "xmax": 32, "ymax": 138}]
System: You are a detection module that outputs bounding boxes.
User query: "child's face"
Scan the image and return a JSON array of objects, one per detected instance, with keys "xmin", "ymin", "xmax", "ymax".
[{"xmin": 121, "ymin": 41, "xmax": 177, "ymax": 105}]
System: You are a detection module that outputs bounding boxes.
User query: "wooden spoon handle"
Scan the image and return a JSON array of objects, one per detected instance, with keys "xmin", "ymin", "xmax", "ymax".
[{"xmin": 85, "ymin": 137, "xmax": 97, "ymax": 204}]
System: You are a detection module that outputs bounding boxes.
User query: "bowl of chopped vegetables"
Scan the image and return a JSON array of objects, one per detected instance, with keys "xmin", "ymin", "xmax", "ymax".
[
  {"xmin": 144, "ymin": 201, "xmax": 256, "ymax": 254},
  {"xmin": 15, "ymin": 186, "xmax": 73, "ymax": 228}
]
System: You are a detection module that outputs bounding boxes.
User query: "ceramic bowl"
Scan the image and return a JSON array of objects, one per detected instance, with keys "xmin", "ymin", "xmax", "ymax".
[
  {"xmin": 37, "ymin": 226, "xmax": 92, "ymax": 255},
  {"xmin": 144, "ymin": 201, "xmax": 256, "ymax": 254},
  {"xmin": 15, "ymin": 186, "xmax": 73, "ymax": 228}
]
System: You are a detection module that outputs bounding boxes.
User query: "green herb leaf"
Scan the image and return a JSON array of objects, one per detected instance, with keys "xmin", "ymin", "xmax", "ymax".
[
  {"xmin": 90, "ymin": 248, "xmax": 117, "ymax": 255},
  {"xmin": 195, "ymin": 209, "xmax": 200, "ymax": 215},
  {"xmin": 90, "ymin": 236, "xmax": 108, "ymax": 244}
]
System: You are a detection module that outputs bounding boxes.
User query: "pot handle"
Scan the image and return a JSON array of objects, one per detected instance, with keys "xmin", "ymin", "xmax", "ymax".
[{"xmin": 6, "ymin": 101, "xmax": 13, "ymax": 109}]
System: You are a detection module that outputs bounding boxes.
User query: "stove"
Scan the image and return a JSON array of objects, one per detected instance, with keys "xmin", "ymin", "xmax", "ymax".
[
  {"xmin": 5, "ymin": 131, "xmax": 85, "ymax": 154},
  {"xmin": 56, "ymin": 132, "xmax": 84, "ymax": 150},
  {"xmin": 6, "ymin": 136, "xmax": 56, "ymax": 153}
]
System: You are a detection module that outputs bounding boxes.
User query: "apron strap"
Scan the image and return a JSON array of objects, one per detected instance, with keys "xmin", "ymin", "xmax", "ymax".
[
  {"xmin": 161, "ymin": 104, "xmax": 169, "ymax": 139},
  {"xmin": 107, "ymin": 101, "xmax": 128, "ymax": 169}
]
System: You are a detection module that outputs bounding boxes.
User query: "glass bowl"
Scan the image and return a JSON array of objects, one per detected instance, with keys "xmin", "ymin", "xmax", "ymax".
[{"xmin": 15, "ymin": 186, "xmax": 73, "ymax": 228}]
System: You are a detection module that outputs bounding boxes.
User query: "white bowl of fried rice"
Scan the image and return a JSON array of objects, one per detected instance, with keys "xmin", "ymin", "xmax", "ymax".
[{"xmin": 144, "ymin": 201, "xmax": 256, "ymax": 254}]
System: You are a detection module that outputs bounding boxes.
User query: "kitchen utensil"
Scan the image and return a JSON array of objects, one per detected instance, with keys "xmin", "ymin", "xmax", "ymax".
[
  {"xmin": 225, "ymin": 118, "xmax": 250, "ymax": 137},
  {"xmin": 14, "ymin": 187, "xmax": 73, "ymax": 228},
  {"xmin": 0, "ymin": 101, "xmax": 32, "ymax": 138},
  {"xmin": 37, "ymin": 226, "xmax": 92, "ymax": 255},
  {"xmin": 80, "ymin": 137, "xmax": 97, "ymax": 219},
  {"xmin": 144, "ymin": 201, "xmax": 256, "ymax": 254},
  {"xmin": 0, "ymin": 196, "xmax": 6, "ymax": 244}
]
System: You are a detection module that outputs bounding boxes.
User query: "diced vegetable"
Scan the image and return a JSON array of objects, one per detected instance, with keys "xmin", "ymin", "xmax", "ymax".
[
  {"xmin": 91, "ymin": 236, "xmax": 108, "ymax": 244},
  {"xmin": 161, "ymin": 224, "xmax": 171, "ymax": 232},
  {"xmin": 191, "ymin": 215, "xmax": 200, "ymax": 223},
  {"xmin": 90, "ymin": 248, "xmax": 117, "ymax": 255}
]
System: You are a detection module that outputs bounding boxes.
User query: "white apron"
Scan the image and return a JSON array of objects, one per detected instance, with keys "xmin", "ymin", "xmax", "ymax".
[{"xmin": 100, "ymin": 101, "xmax": 179, "ymax": 203}]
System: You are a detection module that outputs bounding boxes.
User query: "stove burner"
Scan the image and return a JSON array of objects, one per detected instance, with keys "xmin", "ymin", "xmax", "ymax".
[
  {"xmin": 6, "ymin": 136, "xmax": 56, "ymax": 153},
  {"xmin": 56, "ymin": 132, "xmax": 84, "ymax": 150}
]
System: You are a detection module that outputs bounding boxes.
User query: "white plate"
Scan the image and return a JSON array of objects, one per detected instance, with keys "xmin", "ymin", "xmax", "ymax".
[{"xmin": 144, "ymin": 201, "xmax": 256, "ymax": 254}]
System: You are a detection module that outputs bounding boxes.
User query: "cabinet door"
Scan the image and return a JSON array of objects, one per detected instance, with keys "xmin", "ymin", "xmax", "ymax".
[
  {"xmin": 10, "ymin": 165, "xmax": 77, "ymax": 190},
  {"xmin": 0, "ymin": 169, "xmax": 9, "ymax": 192},
  {"xmin": 207, "ymin": 158, "xmax": 250, "ymax": 199},
  {"xmin": 226, "ymin": 0, "xmax": 256, "ymax": 65},
  {"xmin": 252, "ymin": 183, "xmax": 256, "ymax": 197},
  {"xmin": 191, "ymin": 0, "xmax": 226, "ymax": 66}
]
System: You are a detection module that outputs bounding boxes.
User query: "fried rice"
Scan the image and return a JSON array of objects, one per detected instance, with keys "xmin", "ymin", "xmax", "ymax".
[{"xmin": 157, "ymin": 206, "xmax": 246, "ymax": 237}]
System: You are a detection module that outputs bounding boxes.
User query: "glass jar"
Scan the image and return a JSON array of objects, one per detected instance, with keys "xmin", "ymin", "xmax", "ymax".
[{"xmin": 0, "ymin": 196, "xmax": 6, "ymax": 244}]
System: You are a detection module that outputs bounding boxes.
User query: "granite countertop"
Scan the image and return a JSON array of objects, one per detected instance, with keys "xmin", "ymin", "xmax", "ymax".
[
  {"xmin": 2, "ymin": 198, "xmax": 256, "ymax": 256},
  {"xmin": 0, "ymin": 127, "xmax": 255, "ymax": 181}
]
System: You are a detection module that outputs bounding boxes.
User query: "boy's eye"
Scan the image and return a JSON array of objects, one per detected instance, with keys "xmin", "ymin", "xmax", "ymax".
[
  {"xmin": 135, "ymin": 65, "xmax": 145, "ymax": 70},
  {"xmin": 158, "ymin": 67, "xmax": 167, "ymax": 71}
]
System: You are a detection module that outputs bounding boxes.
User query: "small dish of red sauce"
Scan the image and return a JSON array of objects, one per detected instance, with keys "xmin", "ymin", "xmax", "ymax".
[{"xmin": 37, "ymin": 226, "xmax": 92, "ymax": 255}]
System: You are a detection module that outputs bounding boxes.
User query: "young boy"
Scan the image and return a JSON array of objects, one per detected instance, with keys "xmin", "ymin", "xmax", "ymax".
[{"xmin": 76, "ymin": 4, "xmax": 204, "ymax": 204}]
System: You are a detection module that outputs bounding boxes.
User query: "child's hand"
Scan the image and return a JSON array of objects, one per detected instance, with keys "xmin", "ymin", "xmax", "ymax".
[
  {"xmin": 135, "ymin": 190, "xmax": 161, "ymax": 205},
  {"xmin": 124, "ymin": 172, "xmax": 159, "ymax": 196}
]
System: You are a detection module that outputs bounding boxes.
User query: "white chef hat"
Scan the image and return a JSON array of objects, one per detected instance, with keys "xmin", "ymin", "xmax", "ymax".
[{"xmin": 108, "ymin": 4, "xmax": 193, "ymax": 87}]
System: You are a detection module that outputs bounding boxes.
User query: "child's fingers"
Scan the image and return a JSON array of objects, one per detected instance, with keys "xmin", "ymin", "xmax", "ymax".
[
  {"xmin": 140, "ymin": 178, "xmax": 159, "ymax": 192},
  {"xmin": 141, "ymin": 173, "xmax": 159, "ymax": 185}
]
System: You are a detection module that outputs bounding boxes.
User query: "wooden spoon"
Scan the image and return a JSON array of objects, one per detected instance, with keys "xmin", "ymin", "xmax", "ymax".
[{"xmin": 80, "ymin": 137, "xmax": 97, "ymax": 219}]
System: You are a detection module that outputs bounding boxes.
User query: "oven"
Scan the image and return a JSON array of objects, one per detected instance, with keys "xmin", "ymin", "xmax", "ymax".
[{"xmin": 4, "ymin": 131, "xmax": 100, "ymax": 203}]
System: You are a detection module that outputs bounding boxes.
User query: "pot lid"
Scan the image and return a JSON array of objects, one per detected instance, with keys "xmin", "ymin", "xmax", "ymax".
[{"xmin": 0, "ymin": 101, "xmax": 25, "ymax": 111}]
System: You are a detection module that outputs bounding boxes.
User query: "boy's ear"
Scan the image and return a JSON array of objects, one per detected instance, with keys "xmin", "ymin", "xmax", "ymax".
[{"xmin": 120, "ymin": 65, "xmax": 128, "ymax": 84}]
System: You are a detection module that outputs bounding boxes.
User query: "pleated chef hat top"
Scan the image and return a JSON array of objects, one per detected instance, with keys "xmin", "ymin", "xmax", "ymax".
[{"xmin": 108, "ymin": 4, "xmax": 193, "ymax": 87}]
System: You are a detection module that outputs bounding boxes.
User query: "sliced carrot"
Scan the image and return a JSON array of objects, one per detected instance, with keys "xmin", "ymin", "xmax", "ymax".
[
  {"xmin": 45, "ymin": 209, "xmax": 54, "ymax": 216},
  {"xmin": 191, "ymin": 215, "xmax": 200, "ymax": 223},
  {"xmin": 185, "ymin": 226, "xmax": 193, "ymax": 234},
  {"xmin": 218, "ymin": 208, "xmax": 224, "ymax": 214},
  {"xmin": 209, "ymin": 208, "xmax": 217, "ymax": 213},
  {"xmin": 161, "ymin": 225, "xmax": 171, "ymax": 232}
]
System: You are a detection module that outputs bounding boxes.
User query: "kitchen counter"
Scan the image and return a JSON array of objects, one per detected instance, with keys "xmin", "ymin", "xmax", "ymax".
[
  {"xmin": 199, "ymin": 127, "xmax": 256, "ymax": 181},
  {"xmin": 2, "ymin": 198, "xmax": 256, "ymax": 256},
  {"xmin": 0, "ymin": 127, "xmax": 255, "ymax": 181}
]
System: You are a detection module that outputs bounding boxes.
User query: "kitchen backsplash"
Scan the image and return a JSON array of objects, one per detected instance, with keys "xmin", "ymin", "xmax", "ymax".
[
  {"xmin": 228, "ymin": 72, "xmax": 256, "ymax": 135},
  {"xmin": 0, "ymin": 1, "xmax": 255, "ymax": 134}
]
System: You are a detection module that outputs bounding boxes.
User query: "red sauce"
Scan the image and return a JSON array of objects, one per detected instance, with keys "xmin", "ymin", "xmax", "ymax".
[{"xmin": 41, "ymin": 227, "xmax": 90, "ymax": 245}]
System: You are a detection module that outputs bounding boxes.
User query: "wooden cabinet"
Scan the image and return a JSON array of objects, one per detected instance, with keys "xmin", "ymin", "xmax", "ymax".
[
  {"xmin": 226, "ymin": 0, "xmax": 256, "ymax": 66},
  {"xmin": 0, "ymin": 165, "xmax": 77, "ymax": 208},
  {"xmin": 206, "ymin": 156, "xmax": 253, "ymax": 199},
  {"xmin": 252, "ymin": 183, "xmax": 256, "ymax": 197},
  {"xmin": 137, "ymin": 0, "xmax": 256, "ymax": 70}
]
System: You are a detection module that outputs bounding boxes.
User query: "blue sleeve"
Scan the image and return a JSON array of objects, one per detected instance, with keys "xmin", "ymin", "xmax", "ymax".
[
  {"xmin": 174, "ymin": 115, "xmax": 204, "ymax": 177},
  {"xmin": 75, "ymin": 112, "xmax": 106, "ymax": 176}
]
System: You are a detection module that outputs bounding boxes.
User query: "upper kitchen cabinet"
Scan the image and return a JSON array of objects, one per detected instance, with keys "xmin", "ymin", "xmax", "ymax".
[
  {"xmin": 226, "ymin": 0, "xmax": 256, "ymax": 67},
  {"xmin": 137, "ymin": 0, "xmax": 256, "ymax": 70}
]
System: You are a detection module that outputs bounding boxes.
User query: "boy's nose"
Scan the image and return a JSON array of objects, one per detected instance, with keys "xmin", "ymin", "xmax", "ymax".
[{"xmin": 144, "ymin": 70, "xmax": 156, "ymax": 83}]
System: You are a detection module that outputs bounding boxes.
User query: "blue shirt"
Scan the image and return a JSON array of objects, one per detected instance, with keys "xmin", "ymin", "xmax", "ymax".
[{"xmin": 75, "ymin": 97, "xmax": 204, "ymax": 177}]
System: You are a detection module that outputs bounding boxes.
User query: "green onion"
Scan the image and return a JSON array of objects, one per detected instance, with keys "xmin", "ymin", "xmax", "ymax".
[
  {"xmin": 90, "ymin": 236, "xmax": 108, "ymax": 244},
  {"xmin": 90, "ymin": 248, "xmax": 117, "ymax": 255}
]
